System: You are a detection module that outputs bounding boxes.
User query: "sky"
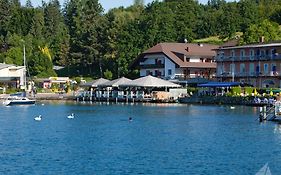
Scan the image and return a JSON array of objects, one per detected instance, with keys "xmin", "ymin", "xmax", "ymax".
[{"xmin": 20, "ymin": 0, "xmax": 233, "ymax": 12}]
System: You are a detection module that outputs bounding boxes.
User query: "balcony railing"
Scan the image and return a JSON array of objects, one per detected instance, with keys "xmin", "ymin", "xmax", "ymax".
[
  {"xmin": 216, "ymin": 71, "xmax": 280, "ymax": 77},
  {"xmin": 216, "ymin": 54, "xmax": 281, "ymax": 62},
  {"xmin": 139, "ymin": 64, "xmax": 164, "ymax": 69}
]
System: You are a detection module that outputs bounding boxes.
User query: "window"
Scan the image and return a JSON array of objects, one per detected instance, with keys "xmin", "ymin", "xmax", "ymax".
[
  {"xmin": 272, "ymin": 64, "xmax": 276, "ymax": 72},
  {"xmin": 256, "ymin": 49, "xmax": 260, "ymax": 56},
  {"xmin": 264, "ymin": 64, "xmax": 268, "ymax": 74},
  {"xmin": 231, "ymin": 50, "xmax": 235, "ymax": 57},
  {"xmin": 240, "ymin": 63, "xmax": 245, "ymax": 74},
  {"xmin": 240, "ymin": 50, "xmax": 245, "ymax": 60},
  {"xmin": 146, "ymin": 70, "xmax": 150, "ymax": 76},
  {"xmin": 230, "ymin": 63, "xmax": 235, "ymax": 74},
  {"xmin": 250, "ymin": 49, "xmax": 255, "ymax": 60},
  {"xmin": 157, "ymin": 60, "xmax": 162, "ymax": 65},
  {"xmin": 261, "ymin": 50, "xmax": 265, "ymax": 57},
  {"xmin": 265, "ymin": 50, "xmax": 269, "ymax": 56},
  {"xmin": 250, "ymin": 63, "xmax": 254, "ymax": 75},
  {"xmin": 272, "ymin": 49, "xmax": 277, "ymax": 58},
  {"xmin": 168, "ymin": 69, "xmax": 172, "ymax": 76},
  {"xmin": 256, "ymin": 65, "xmax": 260, "ymax": 75},
  {"xmin": 154, "ymin": 70, "xmax": 161, "ymax": 76}
]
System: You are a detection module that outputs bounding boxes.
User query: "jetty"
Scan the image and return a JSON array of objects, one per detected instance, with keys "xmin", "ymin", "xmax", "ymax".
[{"xmin": 258, "ymin": 101, "xmax": 281, "ymax": 122}]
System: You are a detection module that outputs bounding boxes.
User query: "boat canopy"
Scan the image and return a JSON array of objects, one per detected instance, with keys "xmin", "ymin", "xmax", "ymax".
[{"xmin": 198, "ymin": 82, "xmax": 240, "ymax": 87}]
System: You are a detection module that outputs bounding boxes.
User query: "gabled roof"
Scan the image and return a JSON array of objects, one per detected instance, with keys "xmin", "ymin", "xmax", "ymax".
[
  {"xmin": 120, "ymin": 75, "xmax": 181, "ymax": 88},
  {"xmin": 131, "ymin": 43, "xmax": 218, "ymax": 68},
  {"xmin": 99, "ymin": 77, "xmax": 132, "ymax": 87}
]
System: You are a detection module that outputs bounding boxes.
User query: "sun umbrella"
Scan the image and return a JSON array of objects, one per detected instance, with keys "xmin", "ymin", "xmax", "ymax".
[
  {"xmin": 254, "ymin": 88, "xmax": 258, "ymax": 96},
  {"xmin": 270, "ymin": 89, "xmax": 273, "ymax": 96}
]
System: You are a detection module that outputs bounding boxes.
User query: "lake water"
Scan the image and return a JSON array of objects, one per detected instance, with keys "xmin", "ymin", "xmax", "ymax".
[{"xmin": 0, "ymin": 101, "xmax": 280, "ymax": 174}]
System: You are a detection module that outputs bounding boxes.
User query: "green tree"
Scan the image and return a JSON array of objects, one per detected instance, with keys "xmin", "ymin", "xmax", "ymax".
[{"xmin": 242, "ymin": 19, "xmax": 281, "ymax": 44}]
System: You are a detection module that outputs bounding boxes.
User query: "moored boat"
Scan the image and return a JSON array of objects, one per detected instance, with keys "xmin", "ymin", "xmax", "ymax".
[{"xmin": 3, "ymin": 95, "xmax": 35, "ymax": 106}]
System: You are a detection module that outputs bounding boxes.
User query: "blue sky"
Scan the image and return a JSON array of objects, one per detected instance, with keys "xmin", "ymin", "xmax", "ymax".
[{"xmin": 20, "ymin": 0, "xmax": 233, "ymax": 12}]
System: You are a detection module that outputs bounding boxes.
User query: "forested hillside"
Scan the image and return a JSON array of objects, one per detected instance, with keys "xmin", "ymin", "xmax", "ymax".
[{"xmin": 1, "ymin": 0, "xmax": 281, "ymax": 79}]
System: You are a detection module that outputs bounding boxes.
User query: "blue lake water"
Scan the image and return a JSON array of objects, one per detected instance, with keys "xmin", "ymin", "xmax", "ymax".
[{"xmin": 0, "ymin": 101, "xmax": 280, "ymax": 174}]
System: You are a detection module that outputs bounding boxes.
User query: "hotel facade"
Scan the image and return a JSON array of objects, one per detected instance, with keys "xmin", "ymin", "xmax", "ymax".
[
  {"xmin": 132, "ymin": 43, "xmax": 219, "ymax": 82},
  {"xmin": 216, "ymin": 41, "xmax": 281, "ymax": 88}
]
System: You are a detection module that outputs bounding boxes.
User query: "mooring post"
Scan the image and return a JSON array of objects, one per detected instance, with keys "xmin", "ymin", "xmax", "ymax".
[{"xmin": 259, "ymin": 106, "xmax": 267, "ymax": 122}]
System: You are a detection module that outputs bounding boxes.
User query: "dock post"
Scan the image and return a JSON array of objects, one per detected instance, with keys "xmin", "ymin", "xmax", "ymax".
[{"xmin": 259, "ymin": 106, "xmax": 267, "ymax": 122}]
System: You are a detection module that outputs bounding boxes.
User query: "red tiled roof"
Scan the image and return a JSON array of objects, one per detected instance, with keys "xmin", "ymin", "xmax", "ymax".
[{"xmin": 132, "ymin": 43, "xmax": 218, "ymax": 68}]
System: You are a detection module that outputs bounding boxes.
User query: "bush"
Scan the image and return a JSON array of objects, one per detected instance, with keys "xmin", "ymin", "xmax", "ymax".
[
  {"xmin": 244, "ymin": 87, "xmax": 254, "ymax": 96},
  {"xmin": 231, "ymin": 87, "xmax": 241, "ymax": 96},
  {"xmin": 104, "ymin": 69, "xmax": 113, "ymax": 80}
]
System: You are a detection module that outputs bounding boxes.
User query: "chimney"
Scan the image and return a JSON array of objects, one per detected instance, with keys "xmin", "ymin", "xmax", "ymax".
[{"xmin": 260, "ymin": 36, "xmax": 265, "ymax": 43}]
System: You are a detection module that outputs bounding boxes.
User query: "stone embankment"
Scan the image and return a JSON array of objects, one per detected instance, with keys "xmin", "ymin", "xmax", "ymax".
[
  {"xmin": 178, "ymin": 95, "xmax": 268, "ymax": 106},
  {"xmin": 0, "ymin": 93, "xmax": 75, "ymax": 101}
]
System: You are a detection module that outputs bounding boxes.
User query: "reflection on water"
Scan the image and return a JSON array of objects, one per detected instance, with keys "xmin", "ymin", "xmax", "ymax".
[
  {"xmin": 0, "ymin": 102, "xmax": 280, "ymax": 174},
  {"xmin": 274, "ymin": 123, "xmax": 281, "ymax": 134}
]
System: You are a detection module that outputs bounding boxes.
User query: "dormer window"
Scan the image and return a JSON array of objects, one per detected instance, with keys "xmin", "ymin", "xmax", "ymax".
[{"xmin": 186, "ymin": 58, "xmax": 190, "ymax": 62}]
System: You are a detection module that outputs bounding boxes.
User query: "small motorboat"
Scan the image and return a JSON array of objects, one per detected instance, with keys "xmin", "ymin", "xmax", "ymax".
[
  {"xmin": 67, "ymin": 113, "xmax": 75, "ymax": 119},
  {"xmin": 34, "ymin": 115, "xmax": 42, "ymax": 121}
]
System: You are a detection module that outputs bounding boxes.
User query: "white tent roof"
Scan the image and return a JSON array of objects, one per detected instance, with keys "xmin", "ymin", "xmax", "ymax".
[
  {"xmin": 120, "ymin": 75, "xmax": 181, "ymax": 88},
  {"xmin": 80, "ymin": 78, "xmax": 110, "ymax": 87},
  {"xmin": 99, "ymin": 77, "xmax": 132, "ymax": 87}
]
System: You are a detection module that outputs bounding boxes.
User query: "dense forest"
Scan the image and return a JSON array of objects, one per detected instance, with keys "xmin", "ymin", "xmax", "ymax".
[{"xmin": 1, "ymin": 0, "xmax": 281, "ymax": 79}]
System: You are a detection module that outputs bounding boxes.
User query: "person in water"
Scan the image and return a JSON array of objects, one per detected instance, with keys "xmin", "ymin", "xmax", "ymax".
[{"xmin": 129, "ymin": 117, "xmax": 133, "ymax": 122}]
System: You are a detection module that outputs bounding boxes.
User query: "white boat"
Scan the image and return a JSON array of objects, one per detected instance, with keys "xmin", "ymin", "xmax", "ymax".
[
  {"xmin": 3, "ymin": 43, "xmax": 36, "ymax": 106},
  {"xmin": 3, "ymin": 95, "xmax": 35, "ymax": 106},
  {"xmin": 256, "ymin": 163, "xmax": 271, "ymax": 175}
]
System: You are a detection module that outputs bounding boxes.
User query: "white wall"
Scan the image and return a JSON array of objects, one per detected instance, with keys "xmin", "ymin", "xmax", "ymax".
[
  {"xmin": 189, "ymin": 56, "xmax": 201, "ymax": 62},
  {"xmin": 164, "ymin": 57, "xmax": 176, "ymax": 79},
  {"xmin": 139, "ymin": 54, "xmax": 176, "ymax": 78},
  {"xmin": 0, "ymin": 66, "xmax": 25, "ymax": 86},
  {"xmin": 141, "ymin": 54, "xmax": 165, "ymax": 65}
]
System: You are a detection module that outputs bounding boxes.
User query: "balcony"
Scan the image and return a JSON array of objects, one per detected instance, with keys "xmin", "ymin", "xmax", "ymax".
[
  {"xmin": 216, "ymin": 54, "xmax": 281, "ymax": 62},
  {"xmin": 139, "ymin": 64, "xmax": 164, "ymax": 69}
]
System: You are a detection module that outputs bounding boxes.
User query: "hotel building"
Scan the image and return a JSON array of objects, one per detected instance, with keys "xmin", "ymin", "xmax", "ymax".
[{"xmin": 216, "ymin": 41, "xmax": 281, "ymax": 88}]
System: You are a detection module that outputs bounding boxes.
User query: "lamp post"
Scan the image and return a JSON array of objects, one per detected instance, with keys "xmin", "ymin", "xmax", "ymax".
[
  {"xmin": 20, "ymin": 39, "xmax": 27, "ymax": 91},
  {"xmin": 232, "ymin": 57, "xmax": 235, "ymax": 82},
  {"xmin": 23, "ymin": 43, "xmax": 27, "ymax": 91}
]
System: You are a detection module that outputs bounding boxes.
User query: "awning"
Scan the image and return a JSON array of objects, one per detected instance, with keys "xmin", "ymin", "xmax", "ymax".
[
  {"xmin": 263, "ymin": 80, "xmax": 275, "ymax": 85},
  {"xmin": 120, "ymin": 75, "xmax": 181, "ymax": 88},
  {"xmin": 198, "ymin": 82, "xmax": 240, "ymax": 87}
]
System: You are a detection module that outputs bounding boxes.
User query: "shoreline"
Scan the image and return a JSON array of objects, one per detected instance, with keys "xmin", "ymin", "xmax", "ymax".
[{"xmin": 0, "ymin": 93, "xmax": 272, "ymax": 107}]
